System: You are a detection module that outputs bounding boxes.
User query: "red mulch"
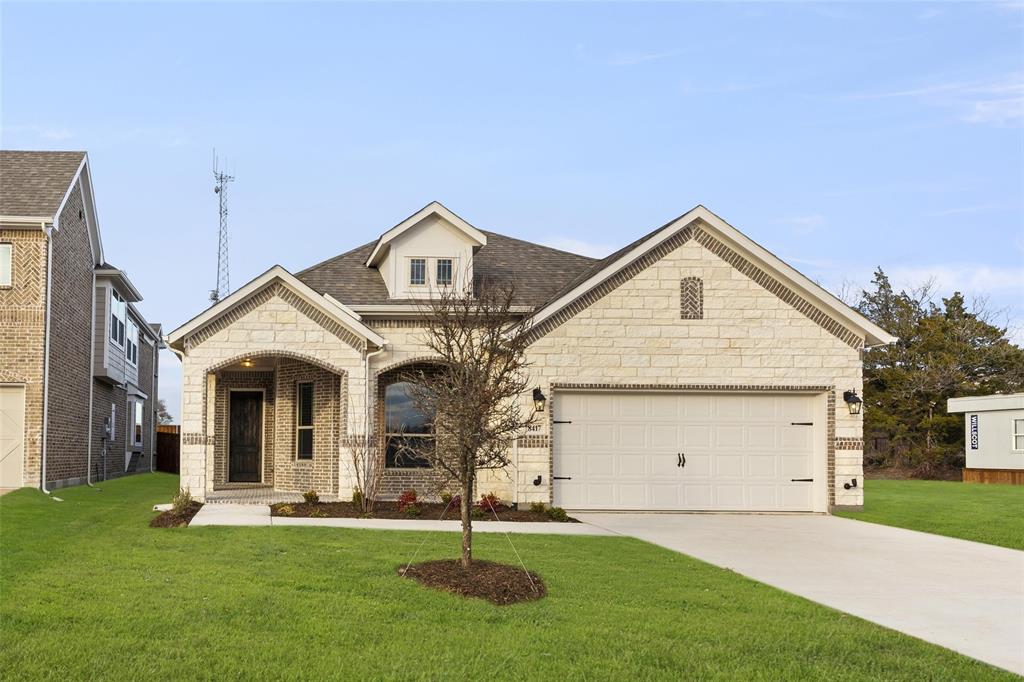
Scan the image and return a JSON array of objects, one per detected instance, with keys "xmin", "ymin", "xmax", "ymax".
[
  {"xmin": 271, "ymin": 501, "xmax": 577, "ymax": 522},
  {"xmin": 150, "ymin": 502, "xmax": 203, "ymax": 528},
  {"xmin": 399, "ymin": 559, "xmax": 547, "ymax": 605}
]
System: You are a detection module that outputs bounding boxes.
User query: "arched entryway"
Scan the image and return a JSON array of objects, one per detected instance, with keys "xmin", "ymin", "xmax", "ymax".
[{"xmin": 206, "ymin": 353, "xmax": 346, "ymax": 495}]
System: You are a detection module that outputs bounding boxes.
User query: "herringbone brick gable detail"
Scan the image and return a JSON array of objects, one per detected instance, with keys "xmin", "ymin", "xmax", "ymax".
[{"xmin": 679, "ymin": 277, "xmax": 703, "ymax": 319}]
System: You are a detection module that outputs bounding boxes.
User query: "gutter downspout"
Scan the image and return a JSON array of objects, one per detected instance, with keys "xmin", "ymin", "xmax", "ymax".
[
  {"xmin": 150, "ymin": 338, "xmax": 158, "ymax": 473},
  {"xmin": 86, "ymin": 269, "xmax": 97, "ymax": 488},
  {"xmin": 40, "ymin": 223, "xmax": 55, "ymax": 496},
  {"xmin": 358, "ymin": 343, "xmax": 387, "ymax": 498}
]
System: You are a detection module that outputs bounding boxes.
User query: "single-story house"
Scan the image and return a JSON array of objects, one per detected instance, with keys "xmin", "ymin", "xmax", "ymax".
[
  {"xmin": 947, "ymin": 393, "xmax": 1024, "ymax": 485},
  {"xmin": 166, "ymin": 202, "xmax": 894, "ymax": 512}
]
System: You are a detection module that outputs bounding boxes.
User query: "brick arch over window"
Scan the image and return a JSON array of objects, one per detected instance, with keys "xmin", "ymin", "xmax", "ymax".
[{"xmin": 204, "ymin": 350, "xmax": 350, "ymax": 378}]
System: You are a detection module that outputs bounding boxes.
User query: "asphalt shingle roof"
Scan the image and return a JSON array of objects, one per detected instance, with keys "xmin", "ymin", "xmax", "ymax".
[
  {"xmin": 0, "ymin": 150, "xmax": 86, "ymax": 217},
  {"xmin": 296, "ymin": 230, "xmax": 598, "ymax": 309}
]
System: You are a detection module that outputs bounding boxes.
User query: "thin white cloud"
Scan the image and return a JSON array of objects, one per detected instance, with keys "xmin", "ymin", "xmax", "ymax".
[
  {"xmin": 775, "ymin": 214, "xmax": 825, "ymax": 235},
  {"xmin": 886, "ymin": 264, "xmax": 1024, "ymax": 294},
  {"xmin": 844, "ymin": 72, "xmax": 1024, "ymax": 127},
  {"xmin": 1, "ymin": 124, "xmax": 74, "ymax": 142},
  {"xmin": 607, "ymin": 48, "xmax": 685, "ymax": 67},
  {"xmin": 542, "ymin": 237, "xmax": 614, "ymax": 259},
  {"xmin": 927, "ymin": 202, "xmax": 1017, "ymax": 216}
]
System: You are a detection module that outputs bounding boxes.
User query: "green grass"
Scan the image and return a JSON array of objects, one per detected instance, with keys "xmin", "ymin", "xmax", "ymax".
[
  {"xmin": 0, "ymin": 475, "xmax": 1013, "ymax": 680},
  {"xmin": 835, "ymin": 479, "xmax": 1024, "ymax": 551}
]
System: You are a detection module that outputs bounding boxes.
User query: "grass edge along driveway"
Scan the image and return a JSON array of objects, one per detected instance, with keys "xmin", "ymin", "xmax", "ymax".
[
  {"xmin": 0, "ymin": 474, "xmax": 1016, "ymax": 680},
  {"xmin": 835, "ymin": 478, "xmax": 1024, "ymax": 551}
]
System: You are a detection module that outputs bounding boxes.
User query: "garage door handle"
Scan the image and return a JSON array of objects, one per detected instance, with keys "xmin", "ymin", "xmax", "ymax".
[
  {"xmin": 677, "ymin": 453, "xmax": 686, "ymax": 468},
  {"xmin": 791, "ymin": 478, "xmax": 814, "ymax": 482},
  {"xmin": 553, "ymin": 476, "xmax": 572, "ymax": 480}
]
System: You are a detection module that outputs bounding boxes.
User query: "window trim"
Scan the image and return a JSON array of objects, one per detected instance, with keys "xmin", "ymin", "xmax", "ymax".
[
  {"xmin": 0, "ymin": 243, "xmax": 12, "ymax": 287},
  {"xmin": 1012, "ymin": 417, "xmax": 1024, "ymax": 453},
  {"xmin": 110, "ymin": 289, "xmax": 126, "ymax": 347},
  {"xmin": 409, "ymin": 257, "xmax": 427, "ymax": 286},
  {"xmin": 128, "ymin": 398, "xmax": 144, "ymax": 448},
  {"xmin": 436, "ymin": 258, "xmax": 453, "ymax": 286},
  {"xmin": 383, "ymin": 379, "xmax": 433, "ymax": 469},
  {"xmin": 296, "ymin": 381, "xmax": 315, "ymax": 460}
]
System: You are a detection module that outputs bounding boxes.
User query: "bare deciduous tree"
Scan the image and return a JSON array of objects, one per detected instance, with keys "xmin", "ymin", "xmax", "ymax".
[
  {"xmin": 348, "ymin": 434, "xmax": 385, "ymax": 514},
  {"xmin": 399, "ymin": 281, "xmax": 536, "ymax": 567}
]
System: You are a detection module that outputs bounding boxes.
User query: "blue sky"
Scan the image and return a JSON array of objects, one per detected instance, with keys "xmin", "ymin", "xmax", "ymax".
[{"xmin": 3, "ymin": 2, "xmax": 1022, "ymax": 420}]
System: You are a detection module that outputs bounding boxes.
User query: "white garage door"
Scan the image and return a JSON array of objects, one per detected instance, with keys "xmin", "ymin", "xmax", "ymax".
[
  {"xmin": 0, "ymin": 386, "xmax": 26, "ymax": 488},
  {"xmin": 553, "ymin": 391, "xmax": 824, "ymax": 512}
]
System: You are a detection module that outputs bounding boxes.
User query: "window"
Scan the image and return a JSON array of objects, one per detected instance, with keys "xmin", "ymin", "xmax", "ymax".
[
  {"xmin": 128, "ymin": 399, "xmax": 143, "ymax": 447},
  {"xmin": 1013, "ymin": 418, "xmax": 1024, "ymax": 452},
  {"xmin": 384, "ymin": 381, "xmax": 432, "ymax": 468},
  {"xmin": 436, "ymin": 258, "xmax": 453, "ymax": 286},
  {"xmin": 0, "ymin": 243, "xmax": 11, "ymax": 287},
  {"xmin": 110, "ymin": 290, "xmax": 126, "ymax": 346},
  {"xmin": 296, "ymin": 382, "xmax": 314, "ymax": 459},
  {"xmin": 126, "ymin": 319, "xmax": 139, "ymax": 366},
  {"xmin": 409, "ymin": 258, "xmax": 426, "ymax": 286}
]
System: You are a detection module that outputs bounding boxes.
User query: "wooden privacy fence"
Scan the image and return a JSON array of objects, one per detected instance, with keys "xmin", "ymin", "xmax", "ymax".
[
  {"xmin": 962, "ymin": 468, "xmax": 1024, "ymax": 485},
  {"xmin": 156, "ymin": 425, "xmax": 180, "ymax": 474}
]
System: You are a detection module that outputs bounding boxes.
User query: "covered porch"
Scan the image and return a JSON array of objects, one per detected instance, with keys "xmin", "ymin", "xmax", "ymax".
[{"xmin": 206, "ymin": 351, "xmax": 346, "ymax": 496}]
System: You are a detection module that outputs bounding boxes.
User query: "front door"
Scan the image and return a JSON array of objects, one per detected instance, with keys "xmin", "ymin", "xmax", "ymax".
[{"xmin": 229, "ymin": 391, "xmax": 262, "ymax": 482}]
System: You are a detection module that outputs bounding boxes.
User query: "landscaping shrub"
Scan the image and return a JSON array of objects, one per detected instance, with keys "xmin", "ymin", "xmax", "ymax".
[
  {"xmin": 546, "ymin": 506, "xmax": 569, "ymax": 522},
  {"xmin": 440, "ymin": 492, "xmax": 461, "ymax": 511},
  {"xmin": 529, "ymin": 501, "xmax": 546, "ymax": 514},
  {"xmin": 476, "ymin": 492, "xmax": 502, "ymax": 515},
  {"xmin": 172, "ymin": 488, "xmax": 193, "ymax": 516},
  {"xmin": 276, "ymin": 504, "xmax": 295, "ymax": 516},
  {"xmin": 403, "ymin": 505, "xmax": 421, "ymax": 518},
  {"xmin": 303, "ymin": 490, "xmax": 320, "ymax": 504},
  {"xmin": 397, "ymin": 489, "xmax": 417, "ymax": 512},
  {"xmin": 351, "ymin": 489, "xmax": 364, "ymax": 510}
]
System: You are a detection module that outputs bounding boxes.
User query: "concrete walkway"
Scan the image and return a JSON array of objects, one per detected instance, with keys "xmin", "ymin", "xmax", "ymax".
[
  {"xmin": 576, "ymin": 513, "xmax": 1024, "ymax": 675},
  {"xmin": 188, "ymin": 503, "xmax": 614, "ymax": 536}
]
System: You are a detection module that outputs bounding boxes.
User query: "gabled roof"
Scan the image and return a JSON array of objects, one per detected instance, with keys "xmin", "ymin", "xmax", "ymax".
[
  {"xmin": 166, "ymin": 265, "xmax": 388, "ymax": 351},
  {"xmin": 528, "ymin": 205, "xmax": 897, "ymax": 347},
  {"xmin": 364, "ymin": 201, "xmax": 487, "ymax": 267},
  {"xmin": 0, "ymin": 149, "xmax": 104, "ymax": 265},
  {"xmin": 298, "ymin": 230, "xmax": 596, "ymax": 309},
  {"xmin": 0, "ymin": 150, "xmax": 86, "ymax": 217}
]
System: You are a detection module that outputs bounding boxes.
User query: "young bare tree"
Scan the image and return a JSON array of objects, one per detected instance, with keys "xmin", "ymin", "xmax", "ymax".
[
  {"xmin": 348, "ymin": 434, "xmax": 385, "ymax": 514},
  {"xmin": 399, "ymin": 281, "xmax": 536, "ymax": 568}
]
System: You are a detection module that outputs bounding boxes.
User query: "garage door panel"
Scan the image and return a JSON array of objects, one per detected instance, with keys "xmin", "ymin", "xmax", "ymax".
[
  {"xmin": 584, "ymin": 424, "xmax": 614, "ymax": 447},
  {"xmin": 746, "ymin": 454, "xmax": 777, "ymax": 478},
  {"xmin": 682, "ymin": 425, "xmax": 711, "ymax": 448},
  {"xmin": 650, "ymin": 425, "xmax": 678, "ymax": 448},
  {"xmin": 618, "ymin": 424, "xmax": 646, "ymax": 448},
  {"xmin": 715, "ymin": 426, "xmax": 744, "ymax": 448},
  {"xmin": 554, "ymin": 391, "xmax": 820, "ymax": 512}
]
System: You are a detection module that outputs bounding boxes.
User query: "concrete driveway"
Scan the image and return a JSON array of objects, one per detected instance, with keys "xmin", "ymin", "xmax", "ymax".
[{"xmin": 576, "ymin": 513, "xmax": 1024, "ymax": 675}]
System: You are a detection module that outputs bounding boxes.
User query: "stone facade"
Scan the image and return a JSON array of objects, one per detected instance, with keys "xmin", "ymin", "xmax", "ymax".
[{"xmin": 176, "ymin": 223, "xmax": 869, "ymax": 511}]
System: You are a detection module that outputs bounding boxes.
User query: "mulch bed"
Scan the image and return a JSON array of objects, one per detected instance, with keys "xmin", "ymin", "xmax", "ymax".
[
  {"xmin": 150, "ymin": 502, "xmax": 203, "ymax": 528},
  {"xmin": 399, "ymin": 559, "xmax": 547, "ymax": 605},
  {"xmin": 271, "ymin": 501, "xmax": 578, "ymax": 523}
]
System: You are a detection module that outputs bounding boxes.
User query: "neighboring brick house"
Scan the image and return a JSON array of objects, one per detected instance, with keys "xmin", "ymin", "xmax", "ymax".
[
  {"xmin": 167, "ymin": 202, "xmax": 894, "ymax": 512},
  {"xmin": 0, "ymin": 151, "xmax": 162, "ymax": 490}
]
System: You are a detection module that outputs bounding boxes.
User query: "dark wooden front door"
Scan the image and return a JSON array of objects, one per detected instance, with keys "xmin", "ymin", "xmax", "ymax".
[{"xmin": 229, "ymin": 391, "xmax": 263, "ymax": 482}]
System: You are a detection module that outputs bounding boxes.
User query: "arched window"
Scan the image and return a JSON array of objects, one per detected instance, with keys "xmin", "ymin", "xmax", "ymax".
[{"xmin": 384, "ymin": 381, "xmax": 432, "ymax": 468}]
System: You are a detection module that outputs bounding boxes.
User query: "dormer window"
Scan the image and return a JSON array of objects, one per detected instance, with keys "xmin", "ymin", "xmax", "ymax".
[
  {"xmin": 436, "ymin": 258, "xmax": 453, "ymax": 286},
  {"xmin": 409, "ymin": 258, "xmax": 426, "ymax": 286}
]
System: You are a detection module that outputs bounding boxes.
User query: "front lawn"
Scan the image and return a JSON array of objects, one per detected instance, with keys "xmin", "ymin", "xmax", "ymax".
[
  {"xmin": 835, "ymin": 479, "xmax": 1024, "ymax": 551},
  {"xmin": 0, "ymin": 475, "xmax": 1013, "ymax": 680}
]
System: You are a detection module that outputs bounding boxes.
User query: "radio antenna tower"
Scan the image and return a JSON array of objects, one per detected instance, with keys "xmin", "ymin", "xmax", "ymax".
[{"xmin": 210, "ymin": 151, "xmax": 234, "ymax": 303}]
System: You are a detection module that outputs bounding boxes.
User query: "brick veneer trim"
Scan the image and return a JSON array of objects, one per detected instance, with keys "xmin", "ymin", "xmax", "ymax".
[
  {"xmin": 525, "ymin": 220, "xmax": 864, "ymax": 349},
  {"xmin": 186, "ymin": 282, "xmax": 366, "ymax": 351}
]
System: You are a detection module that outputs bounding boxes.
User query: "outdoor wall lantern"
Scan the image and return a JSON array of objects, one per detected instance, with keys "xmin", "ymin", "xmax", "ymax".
[
  {"xmin": 533, "ymin": 388, "xmax": 547, "ymax": 413},
  {"xmin": 842, "ymin": 390, "xmax": 863, "ymax": 415}
]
